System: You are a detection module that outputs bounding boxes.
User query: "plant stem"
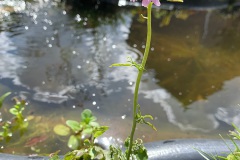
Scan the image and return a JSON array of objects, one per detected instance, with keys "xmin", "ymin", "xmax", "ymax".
[{"xmin": 126, "ymin": 3, "xmax": 152, "ymax": 160}]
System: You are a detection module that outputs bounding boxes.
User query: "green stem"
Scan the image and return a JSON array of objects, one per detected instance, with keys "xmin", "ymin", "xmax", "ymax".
[{"xmin": 126, "ymin": 3, "xmax": 152, "ymax": 160}]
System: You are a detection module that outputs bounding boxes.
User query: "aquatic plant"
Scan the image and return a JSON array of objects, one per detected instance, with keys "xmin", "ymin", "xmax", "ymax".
[
  {"xmin": 54, "ymin": 109, "xmax": 109, "ymax": 159},
  {"xmin": 196, "ymin": 124, "xmax": 240, "ymax": 160},
  {"xmin": 0, "ymin": 92, "xmax": 28, "ymax": 142}
]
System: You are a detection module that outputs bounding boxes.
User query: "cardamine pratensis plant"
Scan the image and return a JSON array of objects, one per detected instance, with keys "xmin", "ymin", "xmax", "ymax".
[{"xmin": 110, "ymin": 0, "xmax": 183, "ymax": 159}]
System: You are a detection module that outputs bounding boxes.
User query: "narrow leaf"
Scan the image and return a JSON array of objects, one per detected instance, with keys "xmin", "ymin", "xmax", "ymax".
[
  {"xmin": 0, "ymin": 92, "xmax": 11, "ymax": 108},
  {"xmin": 109, "ymin": 63, "xmax": 132, "ymax": 67}
]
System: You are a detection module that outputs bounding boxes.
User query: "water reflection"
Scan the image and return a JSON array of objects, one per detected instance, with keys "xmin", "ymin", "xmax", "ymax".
[
  {"xmin": 128, "ymin": 8, "xmax": 240, "ymax": 106},
  {"xmin": 0, "ymin": 0, "xmax": 240, "ymax": 154}
]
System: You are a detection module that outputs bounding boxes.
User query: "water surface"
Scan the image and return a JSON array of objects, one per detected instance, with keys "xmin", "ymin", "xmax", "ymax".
[{"xmin": 0, "ymin": 0, "xmax": 240, "ymax": 155}]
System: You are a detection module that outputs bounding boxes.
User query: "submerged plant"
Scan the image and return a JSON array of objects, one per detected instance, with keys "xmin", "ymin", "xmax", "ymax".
[{"xmin": 0, "ymin": 93, "xmax": 29, "ymax": 142}]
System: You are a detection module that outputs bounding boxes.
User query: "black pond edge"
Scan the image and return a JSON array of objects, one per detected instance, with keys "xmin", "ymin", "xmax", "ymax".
[{"xmin": 1, "ymin": 139, "xmax": 240, "ymax": 160}]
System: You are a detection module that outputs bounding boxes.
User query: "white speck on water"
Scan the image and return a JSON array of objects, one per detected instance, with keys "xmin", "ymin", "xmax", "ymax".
[
  {"xmin": 75, "ymin": 14, "xmax": 81, "ymax": 22},
  {"xmin": 93, "ymin": 101, "xmax": 96, "ymax": 105},
  {"xmin": 97, "ymin": 106, "xmax": 100, "ymax": 109},
  {"xmin": 73, "ymin": 105, "xmax": 76, "ymax": 108},
  {"xmin": 83, "ymin": 22, "xmax": 87, "ymax": 26},
  {"xmin": 142, "ymin": 45, "xmax": 145, "ymax": 48},
  {"xmin": 86, "ymin": 60, "xmax": 90, "ymax": 64},
  {"xmin": 25, "ymin": 26, "xmax": 28, "ymax": 30},
  {"xmin": 179, "ymin": 92, "xmax": 182, "ymax": 96},
  {"xmin": 154, "ymin": 117, "xmax": 158, "ymax": 120},
  {"xmin": 44, "ymin": 12, "xmax": 48, "ymax": 16},
  {"xmin": 151, "ymin": 47, "xmax": 154, "ymax": 51},
  {"xmin": 43, "ymin": 26, "xmax": 47, "ymax": 30},
  {"xmin": 48, "ymin": 44, "xmax": 52, "ymax": 48},
  {"xmin": 62, "ymin": 10, "xmax": 66, "ymax": 15},
  {"xmin": 51, "ymin": 37, "xmax": 55, "ymax": 40},
  {"xmin": 92, "ymin": 93, "xmax": 95, "ymax": 96},
  {"xmin": 129, "ymin": 81, "xmax": 133, "ymax": 86},
  {"xmin": 121, "ymin": 115, "xmax": 126, "ymax": 119},
  {"xmin": 103, "ymin": 37, "xmax": 107, "ymax": 41},
  {"xmin": 167, "ymin": 58, "xmax": 171, "ymax": 62},
  {"xmin": 72, "ymin": 51, "xmax": 76, "ymax": 54},
  {"xmin": 112, "ymin": 45, "xmax": 116, "ymax": 49},
  {"xmin": 54, "ymin": 30, "xmax": 58, "ymax": 34},
  {"xmin": 128, "ymin": 99, "xmax": 131, "ymax": 102},
  {"xmin": 133, "ymin": 44, "xmax": 137, "ymax": 47},
  {"xmin": 42, "ymin": 81, "xmax": 45, "ymax": 85},
  {"xmin": 77, "ymin": 65, "xmax": 81, "ymax": 69},
  {"xmin": 1, "ymin": 146, "xmax": 3, "ymax": 149}
]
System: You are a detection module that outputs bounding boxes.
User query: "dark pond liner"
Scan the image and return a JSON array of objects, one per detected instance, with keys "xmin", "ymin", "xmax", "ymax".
[{"xmin": 1, "ymin": 139, "xmax": 240, "ymax": 159}]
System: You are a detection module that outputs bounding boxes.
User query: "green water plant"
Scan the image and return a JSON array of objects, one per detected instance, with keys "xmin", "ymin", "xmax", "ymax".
[
  {"xmin": 54, "ymin": 109, "xmax": 109, "ymax": 159},
  {"xmin": 0, "ymin": 93, "xmax": 28, "ymax": 141},
  {"xmin": 110, "ymin": 1, "xmax": 160, "ymax": 159},
  {"xmin": 196, "ymin": 124, "xmax": 240, "ymax": 160}
]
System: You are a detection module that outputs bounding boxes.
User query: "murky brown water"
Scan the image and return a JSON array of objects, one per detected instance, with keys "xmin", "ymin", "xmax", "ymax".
[{"xmin": 0, "ymin": 0, "xmax": 240, "ymax": 155}]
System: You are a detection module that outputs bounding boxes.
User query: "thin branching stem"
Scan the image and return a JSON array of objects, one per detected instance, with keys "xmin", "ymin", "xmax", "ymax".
[{"xmin": 126, "ymin": 2, "xmax": 152, "ymax": 160}]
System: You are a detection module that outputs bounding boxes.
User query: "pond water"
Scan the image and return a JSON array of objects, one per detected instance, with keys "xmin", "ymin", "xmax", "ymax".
[{"xmin": 1, "ymin": 0, "xmax": 240, "ymax": 155}]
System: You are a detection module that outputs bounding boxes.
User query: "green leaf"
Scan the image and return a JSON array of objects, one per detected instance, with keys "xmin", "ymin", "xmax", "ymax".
[
  {"xmin": 9, "ymin": 108, "xmax": 18, "ymax": 115},
  {"xmin": 109, "ymin": 63, "xmax": 132, "ymax": 67},
  {"xmin": 81, "ymin": 109, "xmax": 93, "ymax": 121},
  {"xmin": 89, "ymin": 147, "xmax": 105, "ymax": 160},
  {"xmin": 66, "ymin": 120, "xmax": 82, "ymax": 132},
  {"xmin": 93, "ymin": 126, "xmax": 109, "ymax": 138},
  {"xmin": 53, "ymin": 124, "xmax": 70, "ymax": 136},
  {"xmin": 64, "ymin": 151, "xmax": 78, "ymax": 160},
  {"xmin": 82, "ymin": 128, "xmax": 93, "ymax": 135},
  {"xmin": 83, "ymin": 139, "xmax": 91, "ymax": 147},
  {"xmin": 89, "ymin": 116, "xmax": 97, "ymax": 122},
  {"xmin": 0, "ymin": 92, "xmax": 11, "ymax": 108},
  {"xmin": 68, "ymin": 135, "xmax": 79, "ymax": 150},
  {"xmin": 135, "ymin": 147, "xmax": 148, "ymax": 160},
  {"xmin": 89, "ymin": 121, "xmax": 99, "ymax": 127}
]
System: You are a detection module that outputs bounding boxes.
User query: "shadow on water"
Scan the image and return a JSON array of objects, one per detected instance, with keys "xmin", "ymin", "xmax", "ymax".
[{"xmin": 0, "ymin": 0, "xmax": 240, "ymax": 155}]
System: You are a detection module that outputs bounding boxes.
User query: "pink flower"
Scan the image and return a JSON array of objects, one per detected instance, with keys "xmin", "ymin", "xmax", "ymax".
[{"xmin": 131, "ymin": 0, "xmax": 161, "ymax": 7}]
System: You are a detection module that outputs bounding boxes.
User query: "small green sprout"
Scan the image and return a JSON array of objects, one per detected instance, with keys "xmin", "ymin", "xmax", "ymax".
[{"xmin": 54, "ymin": 109, "xmax": 109, "ymax": 150}]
